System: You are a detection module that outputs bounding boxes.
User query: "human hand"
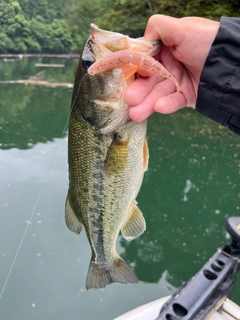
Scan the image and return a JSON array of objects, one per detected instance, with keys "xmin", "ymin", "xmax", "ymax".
[{"xmin": 125, "ymin": 15, "xmax": 220, "ymax": 122}]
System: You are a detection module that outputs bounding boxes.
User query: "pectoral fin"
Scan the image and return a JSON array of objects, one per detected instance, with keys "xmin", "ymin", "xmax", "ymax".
[
  {"xmin": 121, "ymin": 202, "xmax": 146, "ymax": 240},
  {"xmin": 104, "ymin": 132, "xmax": 129, "ymax": 176},
  {"xmin": 65, "ymin": 194, "xmax": 83, "ymax": 234}
]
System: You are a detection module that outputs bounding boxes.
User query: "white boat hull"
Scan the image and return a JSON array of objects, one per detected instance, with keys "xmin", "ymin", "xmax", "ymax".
[{"xmin": 114, "ymin": 296, "xmax": 240, "ymax": 320}]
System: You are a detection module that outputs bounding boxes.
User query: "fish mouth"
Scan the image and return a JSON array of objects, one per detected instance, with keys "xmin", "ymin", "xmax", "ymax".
[
  {"xmin": 82, "ymin": 24, "xmax": 162, "ymax": 74},
  {"xmin": 90, "ymin": 23, "xmax": 161, "ymax": 57}
]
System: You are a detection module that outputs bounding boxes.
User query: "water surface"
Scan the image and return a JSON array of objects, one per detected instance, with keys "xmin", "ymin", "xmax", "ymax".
[{"xmin": 0, "ymin": 57, "xmax": 239, "ymax": 319}]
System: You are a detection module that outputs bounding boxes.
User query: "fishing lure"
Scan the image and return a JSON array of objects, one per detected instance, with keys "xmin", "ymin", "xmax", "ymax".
[{"xmin": 88, "ymin": 49, "xmax": 180, "ymax": 92}]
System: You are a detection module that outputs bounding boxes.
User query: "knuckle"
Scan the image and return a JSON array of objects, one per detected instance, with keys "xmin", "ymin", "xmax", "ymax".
[{"xmin": 147, "ymin": 14, "xmax": 160, "ymax": 26}]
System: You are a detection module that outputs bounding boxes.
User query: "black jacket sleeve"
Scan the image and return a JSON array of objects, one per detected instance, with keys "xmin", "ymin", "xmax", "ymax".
[{"xmin": 196, "ymin": 17, "xmax": 240, "ymax": 135}]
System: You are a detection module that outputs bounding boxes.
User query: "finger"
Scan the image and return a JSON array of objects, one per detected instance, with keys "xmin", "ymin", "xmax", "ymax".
[
  {"xmin": 125, "ymin": 74, "xmax": 164, "ymax": 106},
  {"xmin": 136, "ymin": 66, "xmax": 153, "ymax": 77},
  {"xmin": 129, "ymin": 79, "xmax": 177, "ymax": 122},
  {"xmin": 129, "ymin": 102, "xmax": 155, "ymax": 122},
  {"xmin": 144, "ymin": 15, "xmax": 182, "ymax": 46},
  {"xmin": 154, "ymin": 91, "xmax": 187, "ymax": 114}
]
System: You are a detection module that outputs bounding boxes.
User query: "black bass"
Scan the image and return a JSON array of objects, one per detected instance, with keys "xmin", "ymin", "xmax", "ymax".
[{"xmin": 65, "ymin": 24, "xmax": 178, "ymax": 290}]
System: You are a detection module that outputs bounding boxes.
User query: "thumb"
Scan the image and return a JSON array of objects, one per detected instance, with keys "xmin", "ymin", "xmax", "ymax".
[{"xmin": 143, "ymin": 15, "xmax": 182, "ymax": 46}]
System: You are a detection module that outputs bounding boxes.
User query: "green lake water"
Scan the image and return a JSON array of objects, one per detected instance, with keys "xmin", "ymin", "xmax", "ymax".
[{"xmin": 0, "ymin": 57, "xmax": 240, "ymax": 319}]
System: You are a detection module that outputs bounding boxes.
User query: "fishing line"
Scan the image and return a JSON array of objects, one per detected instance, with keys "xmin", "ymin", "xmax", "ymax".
[{"xmin": 0, "ymin": 72, "xmax": 86, "ymax": 300}]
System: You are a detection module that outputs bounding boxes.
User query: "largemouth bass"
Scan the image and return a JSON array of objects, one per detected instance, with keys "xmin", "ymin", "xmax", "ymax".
[{"xmin": 65, "ymin": 24, "xmax": 174, "ymax": 290}]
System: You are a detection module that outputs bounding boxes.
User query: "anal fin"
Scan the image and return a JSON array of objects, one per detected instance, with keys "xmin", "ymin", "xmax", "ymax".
[
  {"xmin": 65, "ymin": 194, "xmax": 83, "ymax": 234},
  {"xmin": 121, "ymin": 202, "xmax": 146, "ymax": 241}
]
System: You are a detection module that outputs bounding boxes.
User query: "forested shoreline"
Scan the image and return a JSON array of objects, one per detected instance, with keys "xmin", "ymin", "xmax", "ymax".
[{"xmin": 0, "ymin": 0, "xmax": 239, "ymax": 54}]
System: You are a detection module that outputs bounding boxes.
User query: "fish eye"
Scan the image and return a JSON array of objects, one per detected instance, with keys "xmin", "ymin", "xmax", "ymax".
[{"xmin": 82, "ymin": 59, "xmax": 94, "ymax": 70}]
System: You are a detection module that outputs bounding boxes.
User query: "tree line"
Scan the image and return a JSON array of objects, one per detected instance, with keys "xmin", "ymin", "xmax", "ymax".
[{"xmin": 0, "ymin": 0, "xmax": 239, "ymax": 53}]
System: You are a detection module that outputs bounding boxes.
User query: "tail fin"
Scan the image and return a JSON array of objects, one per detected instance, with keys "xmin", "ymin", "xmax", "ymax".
[{"xmin": 86, "ymin": 256, "xmax": 138, "ymax": 290}]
